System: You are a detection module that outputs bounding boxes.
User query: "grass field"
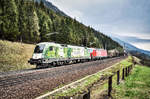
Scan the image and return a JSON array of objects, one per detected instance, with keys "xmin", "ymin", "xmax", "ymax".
[
  {"xmin": 113, "ymin": 65, "xmax": 150, "ymax": 99},
  {"xmin": 0, "ymin": 40, "xmax": 36, "ymax": 72},
  {"xmin": 45, "ymin": 57, "xmax": 132, "ymax": 98},
  {"xmin": 46, "ymin": 57, "xmax": 150, "ymax": 99}
]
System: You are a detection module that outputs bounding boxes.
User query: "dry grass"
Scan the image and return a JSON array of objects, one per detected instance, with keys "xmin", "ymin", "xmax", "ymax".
[{"xmin": 0, "ymin": 40, "xmax": 36, "ymax": 72}]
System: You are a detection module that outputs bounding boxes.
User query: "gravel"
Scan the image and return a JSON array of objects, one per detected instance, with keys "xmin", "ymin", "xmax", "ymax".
[{"xmin": 0, "ymin": 56, "xmax": 126, "ymax": 99}]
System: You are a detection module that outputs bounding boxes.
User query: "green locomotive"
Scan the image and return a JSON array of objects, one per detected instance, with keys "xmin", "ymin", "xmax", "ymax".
[{"xmin": 28, "ymin": 42, "xmax": 92, "ymax": 68}]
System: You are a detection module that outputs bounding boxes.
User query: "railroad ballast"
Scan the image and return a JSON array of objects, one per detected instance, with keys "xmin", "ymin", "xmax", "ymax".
[{"xmin": 28, "ymin": 42, "xmax": 121, "ymax": 68}]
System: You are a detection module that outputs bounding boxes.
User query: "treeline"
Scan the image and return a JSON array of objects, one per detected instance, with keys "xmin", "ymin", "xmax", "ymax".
[{"xmin": 0, "ymin": 0, "xmax": 122, "ymax": 50}]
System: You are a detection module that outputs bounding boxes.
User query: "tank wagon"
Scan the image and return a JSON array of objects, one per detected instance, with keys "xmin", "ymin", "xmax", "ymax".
[{"xmin": 28, "ymin": 42, "xmax": 108, "ymax": 68}]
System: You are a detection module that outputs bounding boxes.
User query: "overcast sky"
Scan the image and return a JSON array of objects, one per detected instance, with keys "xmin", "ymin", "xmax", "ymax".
[{"xmin": 49, "ymin": 0, "xmax": 150, "ymax": 51}]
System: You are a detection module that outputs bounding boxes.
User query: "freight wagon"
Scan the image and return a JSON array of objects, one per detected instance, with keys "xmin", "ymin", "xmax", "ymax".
[{"xmin": 28, "ymin": 42, "xmax": 108, "ymax": 68}]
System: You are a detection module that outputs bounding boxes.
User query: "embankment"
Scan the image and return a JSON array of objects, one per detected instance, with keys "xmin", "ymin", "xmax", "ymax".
[
  {"xmin": 36, "ymin": 56, "xmax": 133, "ymax": 99},
  {"xmin": 0, "ymin": 40, "xmax": 35, "ymax": 72}
]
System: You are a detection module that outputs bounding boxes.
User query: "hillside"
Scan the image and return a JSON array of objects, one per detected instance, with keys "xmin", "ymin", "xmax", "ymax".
[
  {"xmin": 35, "ymin": 0, "xmax": 68, "ymax": 17},
  {"xmin": 112, "ymin": 37, "xmax": 150, "ymax": 62},
  {"xmin": 0, "ymin": 0, "xmax": 122, "ymax": 50},
  {"xmin": 0, "ymin": 40, "xmax": 35, "ymax": 72}
]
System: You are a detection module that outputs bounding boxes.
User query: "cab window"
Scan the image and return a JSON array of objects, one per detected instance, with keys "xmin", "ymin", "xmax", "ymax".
[{"xmin": 34, "ymin": 44, "xmax": 45, "ymax": 53}]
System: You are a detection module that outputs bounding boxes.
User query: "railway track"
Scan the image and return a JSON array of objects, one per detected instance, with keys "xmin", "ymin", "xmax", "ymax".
[{"xmin": 0, "ymin": 56, "xmax": 126, "ymax": 99}]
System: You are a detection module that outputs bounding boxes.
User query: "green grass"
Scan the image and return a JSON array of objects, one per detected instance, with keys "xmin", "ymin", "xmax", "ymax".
[
  {"xmin": 113, "ymin": 65, "xmax": 150, "ymax": 99},
  {"xmin": 46, "ymin": 57, "xmax": 133, "ymax": 98},
  {"xmin": 54, "ymin": 72, "xmax": 103, "ymax": 97},
  {"xmin": 0, "ymin": 40, "xmax": 36, "ymax": 72}
]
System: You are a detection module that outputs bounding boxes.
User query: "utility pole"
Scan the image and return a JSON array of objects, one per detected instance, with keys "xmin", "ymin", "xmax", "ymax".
[
  {"xmin": 105, "ymin": 43, "xmax": 107, "ymax": 50},
  {"xmin": 123, "ymin": 43, "xmax": 126, "ymax": 56}
]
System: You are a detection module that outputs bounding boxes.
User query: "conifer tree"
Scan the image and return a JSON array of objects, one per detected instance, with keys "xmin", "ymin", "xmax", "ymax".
[
  {"xmin": 2, "ymin": 0, "xmax": 19, "ymax": 41},
  {"xmin": 0, "ymin": 0, "xmax": 123, "ymax": 50},
  {"xmin": 0, "ymin": 0, "xmax": 3, "ymax": 39},
  {"xmin": 26, "ymin": 2, "xmax": 40, "ymax": 43}
]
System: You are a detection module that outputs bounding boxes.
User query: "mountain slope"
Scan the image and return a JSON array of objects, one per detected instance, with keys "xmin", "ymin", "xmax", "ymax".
[
  {"xmin": 112, "ymin": 37, "xmax": 137, "ymax": 51},
  {"xmin": 112, "ymin": 37, "xmax": 150, "ymax": 60},
  {"xmin": 35, "ymin": 0, "xmax": 68, "ymax": 17},
  {"xmin": 0, "ymin": 0, "xmax": 122, "ymax": 50}
]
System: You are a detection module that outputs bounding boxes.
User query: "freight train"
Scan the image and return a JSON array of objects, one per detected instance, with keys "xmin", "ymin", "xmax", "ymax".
[{"xmin": 28, "ymin": 42, "xmax": 120, "ymax": 68}]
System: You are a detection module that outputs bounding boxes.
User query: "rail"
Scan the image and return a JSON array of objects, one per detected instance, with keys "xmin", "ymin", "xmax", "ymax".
[{"xmin": 36, "ymin": 57, "xmax": 131, "ymax": 99}]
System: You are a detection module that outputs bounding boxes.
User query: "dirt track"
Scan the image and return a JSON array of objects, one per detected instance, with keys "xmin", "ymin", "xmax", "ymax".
[{"xmin": 0, "ymin": 57, "xmax": 126, "ymax": 99}]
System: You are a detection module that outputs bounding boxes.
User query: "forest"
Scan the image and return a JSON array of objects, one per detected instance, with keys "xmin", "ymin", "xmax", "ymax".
[{"xmin": 0, "ymin": 0, "xmax": 123, "ymax": 50}]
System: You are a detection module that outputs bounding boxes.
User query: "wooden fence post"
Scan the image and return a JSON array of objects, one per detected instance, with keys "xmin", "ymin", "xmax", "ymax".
[
  {"xmin": 108, "ymin": 75, "xmax": 113, "ymax": 97},
  {"xmin": 122, "ymin": 68, "xmax": 124, "ymax": 80},
  {"xmin": 128, "ymin": 67, "xmax": 130, "ymax": 75},
  {"xmin": 117, "ymin": 70, "xmax": 120, "ymax": 85},
  {"xmin": 83, "ymin": 89, "xmax": 90, "ymax": 99},
  {"xmin": 125, "ymin": 67, "xmax": 128, "ymax": 77},
  {"xmin": 131, "ymin": 65, "xmax": 133, "ymax": 72},
  {"xmin": 129, "ymin": 66, "xmax": 131, "ymax": 73}
]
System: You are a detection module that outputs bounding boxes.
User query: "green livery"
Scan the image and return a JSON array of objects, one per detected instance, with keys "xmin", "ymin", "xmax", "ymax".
[
  {"xmin": 29, "ymin": 42, "xmax": 92, "ymax": 68},
  {"xmin": 31, "ymin": 42, "xmax": 91, "ymax": 60}
]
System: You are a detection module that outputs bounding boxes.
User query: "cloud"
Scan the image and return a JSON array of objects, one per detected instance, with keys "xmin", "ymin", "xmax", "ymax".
[
  {"xmin": 111, "ymin": 32, "xmax": 150, "ymax": 40},
  {"xmin": 48, "ymin": 0, "xmax": 86, "ymax": 20},
  {"xmin": 110, "ymin": 34, "xmax": 150, "ymax": 51},
  {"xmin": 120, "ymin": 36, "xmax": 150, "ymax": 43},
  {"xmin": 49, "ymin": 0, "xmax": 126, "ymax": 22},
  {"xmin": 48, "ymin": 0, "xmax": 150, "ymax": 51},
  {"xmin": 49, "ymin": 0, "xmax": 122, "ymax": 9},
  {"xmin": 131, "ymin": 43, "xmax": 150, "ymax": 51}
]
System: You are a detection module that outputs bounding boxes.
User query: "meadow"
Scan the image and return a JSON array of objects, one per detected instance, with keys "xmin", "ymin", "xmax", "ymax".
[
  {"xmin": 0, "ymin": 40, "xmax": 35, "ymax": 72},
  {"xmin": 113, "ymin": 65, "xmax": 150, "ymax": 99}
]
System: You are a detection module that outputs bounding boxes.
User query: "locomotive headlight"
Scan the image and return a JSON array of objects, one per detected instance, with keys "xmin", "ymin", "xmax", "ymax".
[{"xmin": 32, "ymin": 53, "xmax": 43, "ymax": 59}]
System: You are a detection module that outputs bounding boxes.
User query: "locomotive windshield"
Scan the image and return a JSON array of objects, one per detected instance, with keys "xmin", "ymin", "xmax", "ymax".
[{"xmin": 34, "ymin": 44, "xmax": 45, "ymax": 53}]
